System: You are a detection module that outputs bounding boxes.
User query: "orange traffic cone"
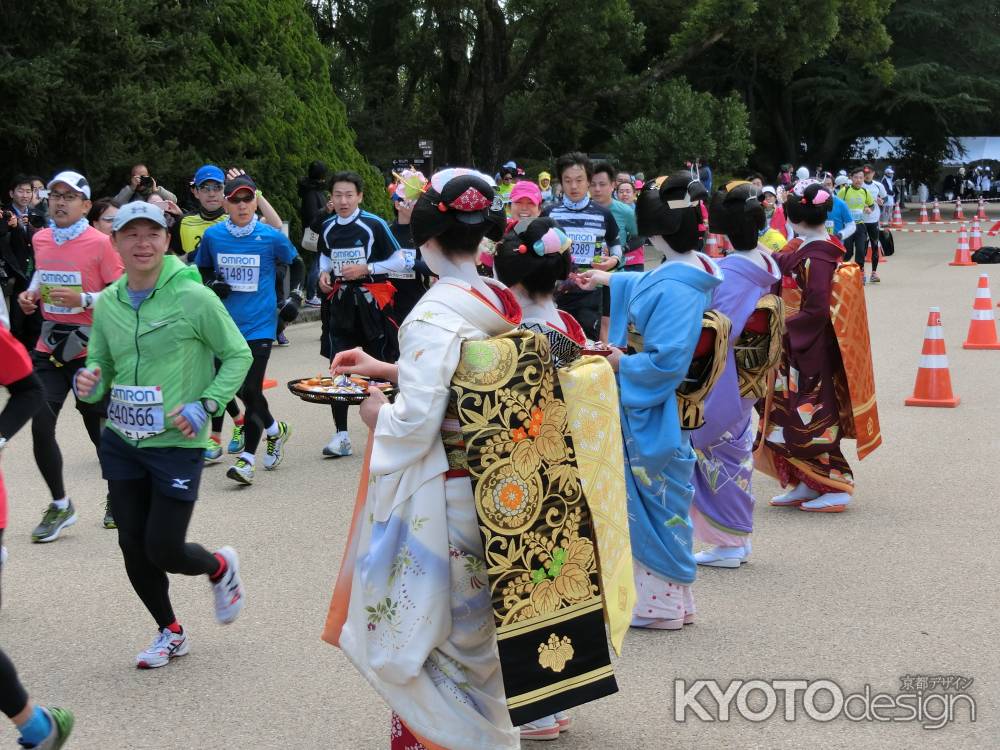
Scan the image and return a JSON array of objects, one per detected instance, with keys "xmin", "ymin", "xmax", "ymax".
[
  {"xmin": 969, "ymin": 219, "xmax": 983, "ymax": 252},
  {"xmin": 704, "ymin": 233, "xmax": 721, "ymax": 258},
  {"xmin": 905, "ymin": 307, "xmax": 960, "ymax": 407},
  {"xmin": 264, "ymin": 378, "xmax": 278, "ymax": 390},
  {"xmin": 962, "ymin": 274, "xmax": 1000, "ymax": 349},
  {"xmin": 949, "ymin": 223, "xmax": 975, "ymax": 266},
  {"xmin": 932, "ymin": 199, "xmax": 942, "ymax": 222},
  {"xmin": 954, "ymin": 199, "xmax": 965, "ymax": 220},
  {"xmin": 891, "ymin": 203, "xmax": 904, "ymax": 228},
  {"xmin": 918, "ymin": 203, "xmax": 929, "ymax": 224},
  {"xmin": 977, "ymin": 197, "xmax": 987, "ymax": 220}
]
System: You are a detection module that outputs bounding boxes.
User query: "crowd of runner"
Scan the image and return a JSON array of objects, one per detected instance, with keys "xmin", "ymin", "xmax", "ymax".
[{"xmin": 0, "ymin": 154, "xmax": 884, "ymax": 748}]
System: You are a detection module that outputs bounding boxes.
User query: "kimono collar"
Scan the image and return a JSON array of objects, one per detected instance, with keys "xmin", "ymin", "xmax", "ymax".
[
  {"xmin": 435, "ymin": 276, "xmax": 523, "ymax": 335},
  {"xmin": 651, "ymin": 251, "xmax": 724, "ymax": 294},
  {"xmin": 720, "ymin": 251, "xmax": 781, "ymax": 284}
]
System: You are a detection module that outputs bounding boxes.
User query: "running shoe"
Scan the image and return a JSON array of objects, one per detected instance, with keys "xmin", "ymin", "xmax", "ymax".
[
  {"xmin": 103, "ymin": 496, "xmax": 117, "ymax": 530},
  {"xmin": 520, "ymin": 715, "xmax": 560, "ymax": 741},
  {"xmin": 203, "ymin": 440, "xmax": 224, "ymax": 464},
  {"xmin": 306, "ymin": 296, "xmax": 322, "ymax": 307},
  {"xmin": 869, "ymin": 272, "xmax": 881, "ymax": 283},
  {"xmin": 263, "ymin": 421, "xmax": 291, "ymax": 470},
  {"xmin": 227, "ymin": 424, "xmax": 245, "ymax": 454},
  {"xmin": 276, "ymin": 331, "xmax": 290, "ymax": 347},
  {"xmin": 226, "ymin": 459, "xmax": 254, "ymax": 485},
  {"xmin": 25, "ymin": 706, "xmax": 74, "ymax": 750},
  {"xmin": 322, "ymin": 431, "xmax": 352, "ymax": 458},
  {"xmin": 211, "ymin": 546, "xmax": 245, "ymax": 624},
  {"xmin": 136, "ymin": 628, "xmax": 189, "ymax": 669},
  {"xmin": 31, "ymin": 501, "xmax": 77, "ymax": 543}
]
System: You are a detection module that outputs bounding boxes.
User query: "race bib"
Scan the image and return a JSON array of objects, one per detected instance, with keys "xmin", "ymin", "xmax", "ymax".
[
  {"xmin": 850, "ymin": 208, "xmax": 863, "ymax": 222},
  {"xmin": 330, "ymin": 246, "xmax": 366, "ymax": 277},
  {"xmin": 218, "ymin": 253, "xmax": 260, "ymax": 292},
  {"xmin": 388, "ymin": 248, "xmax": 416, "ymax": 280},
  {"xmin": 108, "ymin": 384, "xmax": 165, "ymax": 440},
  {"xmin": 568, "ymin": 230, "xmax": 597, "ymax": 266},
  {"xmin": 39, "ymin": 269, "xmax": 83, "ymax": 315},
  {"xmin": 825, "ymin": 219, "xmax": 835, "ymax": 234}
]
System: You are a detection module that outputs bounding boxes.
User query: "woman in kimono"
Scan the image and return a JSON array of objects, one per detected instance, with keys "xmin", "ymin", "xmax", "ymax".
[
  {"xmin": 327, "ymin": 169, "xmax": 522, "ymax": 750},
  {"xmin": 758, "ymin": 180, "xmax": 855, "ymax": 512},
  {"xmin": 691, "ymin": 183, "xmax": 782, "ymax": 567},
  {"xmin": 579, "ymin": 173, "xmax": 723, "ymax": 629}
]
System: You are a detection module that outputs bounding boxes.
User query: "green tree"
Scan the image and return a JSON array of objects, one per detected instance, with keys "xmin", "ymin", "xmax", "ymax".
[{"xmin": 0, "ymin": 0, "xmax": 387, "ymax": 231}]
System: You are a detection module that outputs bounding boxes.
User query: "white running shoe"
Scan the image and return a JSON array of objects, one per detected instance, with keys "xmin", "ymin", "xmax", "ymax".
[
  {"xmin": 520, "ymin": 714, "xmax": 560, "ymax": 741},
  {"xmin": 211, "ymin": 546, "xmax": 245, "ymax": 624},
  {"xmin": 694, "ymin": 545, "xmax": 747, "ymax": 568},
  {"xmin": 322, "ymin": 431, "xmax": 352, "ymax": 458},
  {"xmin": 136, "ymin": 628, "xmax": 189, "ymax": 669},
  {"xmin": 263, "ymin": 421, "xmax": 291, "ymax": 470}
]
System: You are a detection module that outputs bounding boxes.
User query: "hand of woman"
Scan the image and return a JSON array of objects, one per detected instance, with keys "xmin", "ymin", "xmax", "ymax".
[
  {"xmin": 606, "ymin": 347, "xmax": 623, "ymax": 372},
  {"xmin": 331, "ymin": 347, "xmax": 381, "ymax": 377},
  {"xmin": 360, "ymin": 386, "xmax": 388, "ymax": 429},
  {"xmin": 575, "ymin": 269, "xmax": 611, "ymax": 291}
]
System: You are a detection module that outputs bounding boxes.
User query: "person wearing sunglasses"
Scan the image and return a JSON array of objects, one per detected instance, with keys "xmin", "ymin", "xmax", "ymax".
[
  {"xmin": 87, "ymin": 197, "xmax": 121, "ymax": 237},
  {"xmin": 193, "ymin": 175, "xmax": 304, "ymax": 486},
  {"xmin": 17, "ymin": 170, "xmax": 125, "ymax": 539}
]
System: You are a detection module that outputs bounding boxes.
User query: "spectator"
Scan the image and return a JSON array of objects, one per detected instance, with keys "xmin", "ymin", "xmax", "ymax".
[
  {"xmin": 615, "ymin": 173, "xmax": 636, "ymax": 205},
  {"xmin": 880, "ymin": 166, "xmax": 900, "ymax": 212},
  {"xmin": 28, "ymin": 177, "xmax": 45, "ymax": 209},
  {"xmin": 298, "ymin": 161, "xmax": 329, "ymax": 304},
  {"xmin": 113, "ymin": 163, "xmax": 178, "ymax": 204},
  {"xmin": 86, "ymin": 198, "xmax": 121, "ymax": 236},
  {"xmin": 698, "ymin": 158, "xmax": 713, "ymax": 193},
  {"xmin": 537, "ymin": 171, "xmax": 553, "ymax": 203}
]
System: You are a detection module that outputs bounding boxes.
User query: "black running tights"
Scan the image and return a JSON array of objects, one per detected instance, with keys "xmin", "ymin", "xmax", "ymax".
[
  {"xmin": 32, "ymin": 400, "xmax": 101, "ymax": 500},
  {"xmin": 109, "ymin": 479, "xmax": 218, "ymax": 629},
  {"xmin": 0, "ymin": 646, "xmax": 28, "ymax": 719},
  {"xmin": 210, "ymin": 399, "xmax": 242, "ymax": 434},
  {"xmin": 239, "ymin": 339, "xmax": 275, "ymax": 456}
]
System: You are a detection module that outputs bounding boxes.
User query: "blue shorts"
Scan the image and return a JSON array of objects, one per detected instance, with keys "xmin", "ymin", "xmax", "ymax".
[{"xmin": 100, "ymin": 430, "xmax": 204, "ymax": 501}]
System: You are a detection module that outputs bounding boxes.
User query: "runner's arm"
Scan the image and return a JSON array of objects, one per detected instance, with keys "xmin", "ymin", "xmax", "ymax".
[
  {"xmin": 79, "ymin": 307, "xmax": 116, "ymax": 403},
  {"xmin": 192, "ymin": 289, "xmax": 252, "ymax": 412},
  {"xmin": 257, "ymin": 192, "xmax": 282, "ymax": 230},
  {"xmin": 839, "ymin": 220, "xmax": 856, "ymax": 242}
]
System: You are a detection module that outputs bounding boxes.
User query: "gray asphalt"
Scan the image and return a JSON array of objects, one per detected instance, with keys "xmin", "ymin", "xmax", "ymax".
[{"xmin": 1, "ymin": 216, "xmax": 997, "ymax": 749}]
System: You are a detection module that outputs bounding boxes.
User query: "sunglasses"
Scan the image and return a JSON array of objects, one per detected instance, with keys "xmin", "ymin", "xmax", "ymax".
[{"xmin": 227, "ymin": 193, "xmax": 255, "ymax": 204}]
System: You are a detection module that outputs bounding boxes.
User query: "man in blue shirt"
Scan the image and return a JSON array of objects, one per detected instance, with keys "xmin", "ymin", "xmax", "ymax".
[{"xmin": 195, "ymin": 176, "xmax": 304, "ymax": 485}]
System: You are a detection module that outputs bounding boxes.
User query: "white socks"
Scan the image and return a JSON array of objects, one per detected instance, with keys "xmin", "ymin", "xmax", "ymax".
[
  {"xmin": 239, "ymin": 452, "xmax": 255, "ymax": 465},
  {"xmin": 53, "ymin": 497, "xmax": 70, "ymax": 511},
  {"xmin": 265, "ymin": 421, "xmax": 280, "ymax": 437}
]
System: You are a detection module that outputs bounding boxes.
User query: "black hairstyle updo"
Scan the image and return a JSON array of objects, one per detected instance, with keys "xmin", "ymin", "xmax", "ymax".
[
  {"xmin": 410, "ymin": 170, "xmax": 506, "ymax": 256},
  {"xmin": 784, "ymin": 181, "xmax": 833, "ymax": 228},
  {"xmin": 708, "ymin": 182, "xmax": 766, "ymax": 251},
  {"xmin": 494, "ymin": 217, "xmax": 572, "ymax": 299},
  {"xmin": 636, "ymin": 171, "xmax": 708, "ymax": 253}
]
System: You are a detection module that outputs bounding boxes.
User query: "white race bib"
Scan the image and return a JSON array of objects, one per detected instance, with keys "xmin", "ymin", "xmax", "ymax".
[
  {"xmin": 330, "ymin": 246, "xmax": 366, "ymax": 277},
  {"xmin": 568, "ymin": 230, "xmax": 597, "ymax": 266},
  {"xmin": 108, "ymin": 384, "xmax": 165, "ymax": 440},
  {"xmin": 217, "ymin": 253, "xmax": 260, "ymax": 292},
  {"xmin": 388, "ymin": 248, "xmax": 416, "ymax": 280},
  {"xmin": 39, "ymin": 269, "xmax": 84, "ymax": 315},
  {"xmin": 850, "ymin": 208, "xmax": 863, "ymax": 222}
]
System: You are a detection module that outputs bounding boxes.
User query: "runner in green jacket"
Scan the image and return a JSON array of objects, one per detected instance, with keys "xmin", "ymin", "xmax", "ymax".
[{"xmin": 74, "ymin": 201, "xmax": 251, "ymax": 670}]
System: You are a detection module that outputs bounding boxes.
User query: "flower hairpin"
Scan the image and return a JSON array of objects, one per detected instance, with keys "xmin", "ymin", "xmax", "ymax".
[{"xmin": 531, "ymin": 227, "xmax": 571, "ymax": 256}]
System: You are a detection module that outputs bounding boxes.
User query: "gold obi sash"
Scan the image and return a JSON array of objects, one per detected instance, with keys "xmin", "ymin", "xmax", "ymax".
[
  {"xmin": 628, "ymin": 310, "xmax": 732, "ymax": 429},
  {"xmin": 449, "ymin": 329, "xmax": 617, "ymax": 725},
  {"xmin": 735, "ymin": 294, "xmax": 785, "ymax": 399}
]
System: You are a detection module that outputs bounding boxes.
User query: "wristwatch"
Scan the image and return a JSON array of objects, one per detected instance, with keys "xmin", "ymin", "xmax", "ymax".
[
  {"xmin": 367, "ymin": 263, "xmax": 375, "ymax": 276},
  {"xmin": 81, "ymin": 292, "xmax": 93, "ymax": 309},
  {"xmin": 200, "ymin": 398, "xmax": 219, "ymax": 415}
]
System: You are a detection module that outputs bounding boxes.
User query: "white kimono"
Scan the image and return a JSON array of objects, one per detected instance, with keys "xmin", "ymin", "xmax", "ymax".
[{"xmin": 339, "ymin": 277, "xmax": 521, "ymax": 750}]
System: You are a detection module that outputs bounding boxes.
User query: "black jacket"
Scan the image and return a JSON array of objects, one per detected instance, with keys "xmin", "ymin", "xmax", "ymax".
[{"xmin": 297, "ymin": 178, "xmax": 327, "ymax": 229}]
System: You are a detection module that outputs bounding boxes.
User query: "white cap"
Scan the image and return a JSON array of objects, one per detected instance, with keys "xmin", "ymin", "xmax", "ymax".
[
  {"xmin": 112, "ymin": 201, "xmax": 168, "ymax": 232},
  {"xmin": 795, "ymin": 167, "xmax": 810, "ymax": 181},
  {"xmin": 834, "ymin": 175, "xmax": 849, "ymax": 187},
  {"xmin": 761, "ymin": 185, "xmax": 777, "ymax": 196},
  {"xmin": 47, "ymin": 171, "xmax": 91, "ymax": 199},
  {"xmin": 885, "ymin": 166, "xmax": 895, "ymax": 175}
]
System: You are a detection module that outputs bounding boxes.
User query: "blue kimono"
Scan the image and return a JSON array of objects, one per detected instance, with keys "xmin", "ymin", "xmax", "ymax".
[{"xmin": 609, "ymin": 255, "xmax": 723, "ymax": 587}]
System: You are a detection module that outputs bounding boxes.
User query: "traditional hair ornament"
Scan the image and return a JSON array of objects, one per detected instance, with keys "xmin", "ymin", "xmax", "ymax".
[
  {"xmin": 450, "ymin": 186, "xmax": 493, "ymax": 212},
  {"xmin": 518, "ymin": 243, "xmax": 528, "ymax": 254},
  {"xmin": 531, "ymin": 227, "xmax": 571, "ymax": 256}
]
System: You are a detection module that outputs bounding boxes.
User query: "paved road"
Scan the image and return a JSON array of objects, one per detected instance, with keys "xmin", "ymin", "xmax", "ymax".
[{"xmin": 1, "ymin": 222, "xmax": 996, "ymax": 749}]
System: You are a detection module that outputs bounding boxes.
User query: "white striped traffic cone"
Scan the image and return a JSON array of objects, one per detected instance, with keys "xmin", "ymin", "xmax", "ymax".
[
  {"xmin": 891, "ymin": 203, "xmax": 904, "ymax": 228},
  {"xmin": 963, "ymin": 274, "xmax": 1000, "ymax": 349},
  {"xmin": 905, "ymin": 307, "xmax": 960, "ymax": 407},
  {"xmin": 918, "ymin": 203, "xmax": 929, "ymax": 224},
  {"xmin": 970, "ymin": 219, "xmax": 983, "ymax": 252},
  {"xmin": 977, "ymin": 197, "xmax": 987, "ymax": 220},
  {"xmin": 949, "ymin": 223, "xmax": 975, "ymax": 266},
  {"xmin": 932, "ymin": 200, "xmax": 942, "ymax": 222}
]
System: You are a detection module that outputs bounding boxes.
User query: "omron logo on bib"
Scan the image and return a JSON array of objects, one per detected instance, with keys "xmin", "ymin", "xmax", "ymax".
[
  {"xmin": 38, "ymin": 269, "xmax": 84, "ymax": 314},
  {"xmin": 217, "ymin": 253, "xmax": 261, "ymax": 292}
]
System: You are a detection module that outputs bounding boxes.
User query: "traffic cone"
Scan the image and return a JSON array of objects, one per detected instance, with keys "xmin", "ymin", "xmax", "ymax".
[
  {"xmin": 948, "ymin": 223, "xmax": 975, "ymax": 266},
  {"xmin": 891, "ymin": 203, "xmax": 904, "ymax": 228},
  {"xmin": 962, "ymin": 274, "xmax": 1000, "ymax": 350},
  {"xmin": 704, "ymin": 233, "xmax": 721, "ymax": 258},
  {"xmin": 969, "ymin": 219, "xmax": 983, "ymax": 252},
  {"xmin": 264, "ymin": 378, "xmax": 278, "ymax": 390},
  {"xmin": 905, "ymin": 307, "xmax": 960, "ymax": 407},
  {"xmin": 932, "ymin": 199, "xmax": 942, "ymax": 222},
  {"xmin": 918, "ymin": 203, "xmax": 929, "ymax": 224},
  {"xmin": 954, "ymin": 199, "xmax": 965, "ymax": 220},
  {"xmin": 977, "ymin": 197, "xmax": 987, "ymax": 220}
]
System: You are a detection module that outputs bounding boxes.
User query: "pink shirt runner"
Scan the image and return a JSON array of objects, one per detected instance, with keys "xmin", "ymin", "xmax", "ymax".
[{"xmin": 32, "ymin": 225, "xmax": 123, "ymax": 353}]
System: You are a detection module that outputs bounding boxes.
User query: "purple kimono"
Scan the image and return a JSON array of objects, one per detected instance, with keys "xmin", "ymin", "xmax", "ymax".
[{"xmin": 691, "ymin": 253, "xmax": 780, "ymax": 537}]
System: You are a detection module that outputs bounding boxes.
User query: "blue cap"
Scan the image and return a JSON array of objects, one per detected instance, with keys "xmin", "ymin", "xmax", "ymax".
[
  {"xmin": 112, "ymin": 201, "xmax": 168, "ymax": 232},
  {"xmin": 193, "ymin": 164, "xmax": 225, "ymax": 186}
]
